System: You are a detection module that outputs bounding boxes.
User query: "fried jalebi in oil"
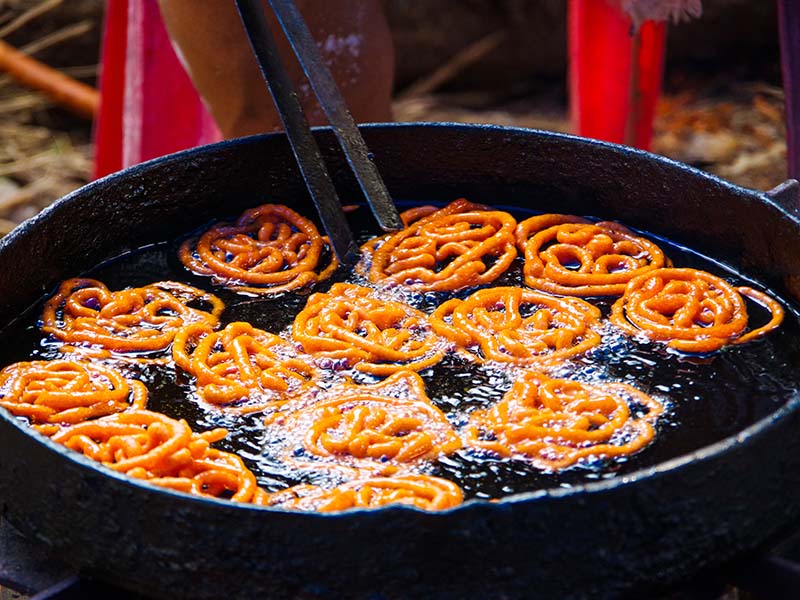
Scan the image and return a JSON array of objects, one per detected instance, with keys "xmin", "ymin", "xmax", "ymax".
[
  {"xmin": 179, "ymin": 203, "xmax": 337, "ymax": 295},
  {"xmin": 264, "ymin": 371, "xmax": 461, "ymax": 468},
  {"xmin": 51, "ymin": 410, "xmax": 267, "ymax": 504},
  {"xmin": 610, "ymin": 268, "xmax": 784, "ymax": 353},
  {"xmin": 515, "ymin": 214, "xmax": 669, "ymax": 296},
  {"xmin": 173, "ymin": 321, "xmax": 318, "ymax": 413},
  {"xmin": 292, "ymin": 283, "xmax": 445, "ymax": 375},
  {"xmin": 430, "ymin": 286, "xmax": 602, "ymax": 365},
  {"xmin": 266, "ymin": 474, "xmax": 463, "ymax": 512},
  {"xmin": 465, "ymin": 371, "xmax": 663, "ymax": 469},
  {"xmin": 0, "ymin": 359, "xmax": 146, "ymax": 434},
  {"xmin": 41, "ymin": 278, "xmax": 224, "ymax": 358},
  {"xmin": 361, "ymin": 199, "xmax": 517, "ymax": 291}
]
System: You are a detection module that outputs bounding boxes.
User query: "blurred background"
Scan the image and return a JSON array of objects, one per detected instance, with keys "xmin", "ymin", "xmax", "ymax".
[{"xmin": 0, "ymin": 0, "xmax": 787, "ymax": 237}]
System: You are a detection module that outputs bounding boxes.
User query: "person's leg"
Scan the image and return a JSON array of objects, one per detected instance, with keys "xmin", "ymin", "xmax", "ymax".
[{"xmin": 157, "ymin": 0, "xmax": 394, "ymax": 138}]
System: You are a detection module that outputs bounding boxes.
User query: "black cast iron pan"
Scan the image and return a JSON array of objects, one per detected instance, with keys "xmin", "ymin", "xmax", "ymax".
[{"xmin": 1, "ymin": 124, "xmax": 800, "ymax": 599}]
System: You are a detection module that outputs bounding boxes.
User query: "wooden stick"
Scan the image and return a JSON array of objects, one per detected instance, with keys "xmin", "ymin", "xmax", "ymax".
[
  {"xmin": 0, "ymin": 39, "xmax": 98, "ymax": 119},
  {"xmin": 20, "ymin": 20, "xmax": 92, "ymax": 55},
  {"xmin": 623, "ymin": 29, "xmax": 642, "ymax": 147},
  {"xmin": 0, "ymin": 0, "xmax": 62, "ymax": 39},
  {"xmin": 60, "ymin": 64, "xmax": 98, "ymax": 79},
  {"xmin": 396, "ymin": 30, "xmax": 507, "ymax": 100}
]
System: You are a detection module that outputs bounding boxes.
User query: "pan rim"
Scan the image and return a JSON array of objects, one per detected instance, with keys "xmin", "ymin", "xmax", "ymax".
[
  {"xmin": 1, "ymin": 121, "xmax": 799, "ymax": 518},
  {"xmin": 5, "ymin": 122, "xmax": 798, "ymax": 258}
]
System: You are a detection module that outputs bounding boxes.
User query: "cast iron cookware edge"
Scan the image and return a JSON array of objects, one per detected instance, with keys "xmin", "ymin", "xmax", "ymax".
[{"xmin": 0, "ymin": 124, "xmax": 799, "ymax": 600}]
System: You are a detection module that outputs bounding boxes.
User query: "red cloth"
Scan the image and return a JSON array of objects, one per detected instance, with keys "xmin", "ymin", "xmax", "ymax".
[
  {"xmin": 93, "ymin": 0, "xmax": 221, "ymax": 179},
  {"xmin": 568, "ymin": 0, "xmax": 666, "ymax": 150}
]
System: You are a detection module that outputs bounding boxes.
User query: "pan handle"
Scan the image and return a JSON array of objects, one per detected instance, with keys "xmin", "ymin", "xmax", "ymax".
[{"xmin": 766, "ymin": 179, "xmax": 800, "ymax": 216}]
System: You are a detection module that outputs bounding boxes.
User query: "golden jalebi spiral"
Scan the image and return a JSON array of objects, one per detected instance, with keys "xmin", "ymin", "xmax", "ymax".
[
  {"xmin": 515, "ymin": 214, "xmax": 669, "ymax": 296},
  {"xmin": 173, "ymin": 321, "xmax": 319, "ymax": 413},
  {"xmin": 430, "ymin": 286, "xmax": 602, "ymax": 365},
  {"xmin": 264, "ymin": 371, "xmax": 461, "ymax": 468},
  {"xmin": 609, "ymin": 268, "xmax": 784, "ymax": 353},
  {"xmin": 266, "ymin": 474, "xmax": 464, "ymax": 512},
  {"xmin": 51, "ymin": 410, "xmax": 268, "ymax": 504},
  {"xmin": 465, "ymin": 371, "xmax": 663, "ymax": 469},
  {"xmin": 0, "ymin": 360, "xmax": 147, "ymax": 435},
  {"xmin": 41, "ymin": 278, "xmax": 224, "ymax": 358},
  {"xmin": 292, "ymin": 283, "xmax": 445, "ymax": 375},
  {"xmin": 179, "ymin": 203, "xmax": 337, "ymax": 295},
  {"xmin": 361, "ymin": 199, "xmax": 517, "ymax": 292}
]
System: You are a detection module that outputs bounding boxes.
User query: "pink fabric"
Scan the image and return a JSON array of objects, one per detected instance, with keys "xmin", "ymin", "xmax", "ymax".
[{"xmin": 94, "ymin": 0, "xmax": 222, "ymax": 179}]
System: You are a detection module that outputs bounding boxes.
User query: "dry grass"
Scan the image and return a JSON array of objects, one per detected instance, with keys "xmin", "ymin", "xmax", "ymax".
[
  {"xmin": 0, "ymin": 115, "xmax": 91, "ymax": 234},
  {"xmin": 395, "ymin": 81, "xmax": 789, "ymax": 193},
  {"xmin": 654, "ymin": 82, "xmax": 787, "ymax": 190},
  {"xmin": 0, "ymin": 0, "xmax": 92, "ymax": 236}
]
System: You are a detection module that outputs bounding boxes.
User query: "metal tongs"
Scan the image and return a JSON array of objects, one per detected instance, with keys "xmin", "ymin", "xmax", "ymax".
[{"xmin": 234, "ymin": 0, "xmax": 403, "ymax": 264}]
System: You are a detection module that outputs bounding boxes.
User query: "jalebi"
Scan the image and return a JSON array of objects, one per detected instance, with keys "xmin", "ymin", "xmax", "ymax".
[
  {"xmin": 264, "ymin": 371, "xmax": 461, "ymax": 468},
  {"xmin": 179, "ymin": 203, "xmax": 337, "ymax": 295},
  {"xmin": 51, "ymin": 410, "xmax": 268, "ymax": 504},
  {"xmin": 515, "ymin": 214, "xmax": 669, "ymax": 296},
  {"xmin": 0, "ymin": 359, "xmax": 147, "ymax": 435},
  {"xmin": 41, "ymin": 278, "xmax": 224, "ymax": 358},
  {"xmin": 465, "ymin": 371, "xmax": 663, "ymax": 469},
  {"xmin": 361, "ymin": 199, "xmax": 517, "ymax": 291},
  {"xmin": 609, "ymin": 268, "xmax": 784, "ymax": 352},
  {"xmin": 266, "ymin": 474, "xmax": 464, "ymax": 512},
  {"xmin": 292, "ymin": 283, "xmax": 446, "ymax": 375},
  {"xmin": 430, "ymin": 286, "xmax": 602, "ymax": 365},
  {"xmin": 173, "ymin": 321, "xmax": 319, "ymax": 412}
]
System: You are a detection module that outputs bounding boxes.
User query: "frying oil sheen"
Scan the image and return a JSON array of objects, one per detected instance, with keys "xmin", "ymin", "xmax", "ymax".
[{"xmin": 2, "ymin": 204, "xmax": 799, "ymax": 500}]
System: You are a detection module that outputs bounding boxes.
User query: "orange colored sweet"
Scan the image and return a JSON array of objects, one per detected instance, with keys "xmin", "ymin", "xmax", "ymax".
[
  {"xmin": 430, "ymin": 286, "xmax": 602, "ymax": 365},
  {"xmin": 264, "ymin": 371, "xmax": 461, "ymax": 469},
  {"xmin": 41, "ymin": 278, "xmax": 223, "ymax": 358},
  {"xmin": 179, "ymin": 203, "xmax": 337, "ymax": 295},
  {"xmin": 610, "ymin": 268, "xmax": 784, "ymax": 352},
  {"xmin": 173, "ymin": 321, "xmax": 318, "ymax": 412},
  {"xmin": 0, "ymin": 359, "xmax": 146, "ymax": 435},
  {"xmin": 515, "ymin": 214, "xmax": 668, "ymax": 296},
  {"xmin": 51, "ymin": 410, "xmax": 266, "ymax": 504},
  {"xmin": 361, "ymin": 199, "xmax": 517, "ymax": 291},
  {"xmin": 293, "ymin": 283, "xmax": 445, "ymax": 375},
  {"xmin": 266, "ymin": 474, "xmax": 464, "ymax": 512},
  {"xmin": 20, "ymin": 209, "xmax": 786, "ymax": 508},
  {"xmin": 466, "ymin": 371, "xmax": 663, "ymax": 469}
]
